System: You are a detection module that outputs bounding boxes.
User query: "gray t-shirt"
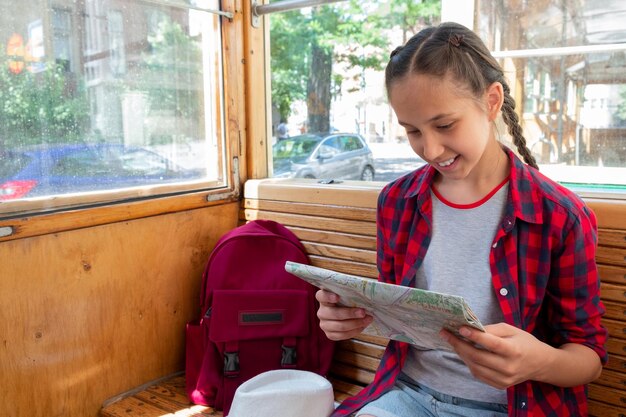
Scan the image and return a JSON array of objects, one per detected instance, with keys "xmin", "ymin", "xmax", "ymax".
[{"xmin": 403, "ymin": 182, "xmax": 509, "ymax": 405}]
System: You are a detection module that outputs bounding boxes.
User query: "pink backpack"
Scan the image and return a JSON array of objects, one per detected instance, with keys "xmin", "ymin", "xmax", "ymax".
[{"xmin": 185, "ymin": 220, "xmax": 335, "ymax": 414}]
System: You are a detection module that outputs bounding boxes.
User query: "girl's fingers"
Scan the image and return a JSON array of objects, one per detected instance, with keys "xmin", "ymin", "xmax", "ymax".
[
  {"xmin": 316, "ymin": 289, "xmax": 370, "ymax": 320},
  {"xmin": 317, "ymin": 303, "xmax": 370, "ymax": 321},
  {"xmin": 316, "ymin": 289, "xmax": 339, "ymax": 304},
  {"xmin": 315, "ymin": 288, "xmax": 373, "ymax": 340},
  {"xmin": 319, "ymin": 316, "xmax": 373, "ymax": 341}
]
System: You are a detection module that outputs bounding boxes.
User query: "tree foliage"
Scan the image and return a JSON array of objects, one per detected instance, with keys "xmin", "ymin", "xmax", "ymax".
[
  {"xmin": 0, "ymin": 59, "xmax": 89, "ymax": 148},
  {"xmin": 269, "ymin": 0, "xmax": 441, "ymax": 131},
  {"xmin": 270, "ymin": 10, "xmax": 311, "ymax": 119},
  {"xmin": 379, "ymin": 0, "xmax": 440, "ymax": 44}
]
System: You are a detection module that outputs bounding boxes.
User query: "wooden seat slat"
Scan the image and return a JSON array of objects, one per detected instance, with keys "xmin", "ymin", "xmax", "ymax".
[
  {"xmin": 603, "ymin": 353, "xmax": 626, "ymax": 374},
  {"xmin": 337, "ymin": 339, "xmax": 386, "ymax": 358},
  {"xmin": 588, "ymin": 399, "xmax": 626, "ymax": 417},
  {"xmin": 601, "ymin": 318, "xmax": 626, "ymax": 342},
  {"xmin": 243, "ymin": 199, "xmax": 377, "ymax": 222},
  {"xmin": 135, "ymin": 391, "xmax": 190, "ymax": 413},
  {"xmin": 594, "ymin": 368, "xmax": 626, "ymax": 391},
  {"xmin": 598, "ymin": 264, "xmax": 626, "ymax": 285},
  {"xmin": 597, "ymin": 228, "xmax": 626, "ymax": 248},
  {"xmin": 327, "ymin": 377, "xmax": 366, "ymax": 397},
  {"xmin": 332, "ymin": 391, "xmax": 356, "ymax": 403},
  {"xmin": 171, "ymin": 408, "xmax": 221, "ymax": 417},
  {"xmin": 605, "ymin": 335, "xmax": 626, "ymax": 357},
  {"xmin": 289, "ymin": 226, "xmax": 377, "ymax": 250},
  {"xmin": 600, "ymin": 283, "xmax": 626, "ymax": 304},
  {"xmin": 303, "ymin": 241, "xmax": 377, "ymax": 264},
  {"xmin": 602, "ymin": 300, "xmax": 626, "ymax": 322},
  {"xmin": 101, "ymin": 395, "xmax": 191, "ymax": 417},
  {"xmin": 333, "ymin": 350, "xmax": 382, "ymax": 373},
  {"xmin": 353, "ymin": 333, "xmax": 389, "ymax": 347},
  {"xmin": 310, "ymin": 256, "xmax": 379, "ymax": 279},
  {"xmin": 588, "ymin": 383, "xmax": 626, "ymax": 407},
  {"xmin": 596, "ymin": 245, "xmax": 626, "ymax": 268},
  {"xmin": 244, "ymin": 210, "xmax": 378, "ymax": 236},
  {"xmin": 328, "ymin": 361, "xmax": 376, "ymax": 385},
  {"xmin": 139, "ymin": 384, "xmax": 192, "ymax": 410}
]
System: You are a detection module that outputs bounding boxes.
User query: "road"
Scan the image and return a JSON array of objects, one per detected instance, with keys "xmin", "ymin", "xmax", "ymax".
[{"xmin": 368, "ymin": 142, "xmax": 425, "ymax": 183}]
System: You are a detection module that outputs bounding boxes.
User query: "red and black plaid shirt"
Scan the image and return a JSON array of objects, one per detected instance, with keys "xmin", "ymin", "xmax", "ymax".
[{"xmin": 333, "ymin": 149, "xmax": 607, "ymax": 417}]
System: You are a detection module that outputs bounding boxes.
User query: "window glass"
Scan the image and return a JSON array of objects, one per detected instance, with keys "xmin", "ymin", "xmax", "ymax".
[
  {"xmin": 119, "ymin": 149, "xmax": 170, "ymax": 177},
  {"xmin": 269, "ymin": 0, "xmax": 438, "ymax": 183},
  {"xmin": 52, "ymin": 8, "xmax": 72, "ymax": 71},
  {"xmin": 0, "ymin": 0, "xmax": 226, "ymax": 205},
  {"xmin": 269, "ymin": 0, "xmax": 626, "ymax": 194},
  {"xmin": 342, "ymin": 135, "xmax": 363, "ymax": 151},
  {"xmin": 323, "ymin": 137, "xmax": 342, "ymax": 153},
  {"xmin": 318, "ymin": 143, "xmax": 340, "ymax": 158},
  {"xmin": 274, "ymin": 135, "xmax": 318, "ymax": 158},
  {"xmin": 50, "ymin": 148, "xmax": 113, "ymax": 177},
  {"xmin": 0, "ymin": 154, "xmax": 31, "ymax": 178},
  {"xmin": 478, "ymin": 0, "xmax": 626, "ymax": 193}
]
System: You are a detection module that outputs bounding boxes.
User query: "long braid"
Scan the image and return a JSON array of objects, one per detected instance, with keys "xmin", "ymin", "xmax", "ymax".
[{"xmin": 500, "ymin": 84, "xmax": 539, "ymax": 170}]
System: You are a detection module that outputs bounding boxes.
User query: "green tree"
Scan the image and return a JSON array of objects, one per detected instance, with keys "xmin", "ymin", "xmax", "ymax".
[
  {"xmin": 270, "ymin": 10, "xmax": 310, "ymax": 120},
  {"xmin": 0, "ymin": 59, "xmax": 89, "ymax": 148},
  {"xmin": 270, "ymin": 0, "xmax": 440, "ymax": 132},
  {"xmin": 380, "ymin": 0, "xmax": 440, "ymax": 44},
  {"xmin": 270, "ymin": 1, "xmax": 387, "ymax": 132}
]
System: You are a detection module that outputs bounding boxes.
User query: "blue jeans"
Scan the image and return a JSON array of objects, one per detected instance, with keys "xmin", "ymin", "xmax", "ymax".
[{"xmin": 355, "ymin": 377, "xmax": 508, "ymax": 417}]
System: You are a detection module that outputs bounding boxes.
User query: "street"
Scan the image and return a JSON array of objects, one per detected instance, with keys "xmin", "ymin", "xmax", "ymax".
[{"xmin": 368, "ymin": 142, "xmax": 425, "ymax": 183}]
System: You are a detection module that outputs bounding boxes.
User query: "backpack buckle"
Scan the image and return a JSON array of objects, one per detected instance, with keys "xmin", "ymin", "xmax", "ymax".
[
  {"xmin": 224, "ymin": 351, "xmax": 240, "ymax": 377},
  {"xmin": 281, "ymin": 345, "xmax": 297, "ymax": 367}
]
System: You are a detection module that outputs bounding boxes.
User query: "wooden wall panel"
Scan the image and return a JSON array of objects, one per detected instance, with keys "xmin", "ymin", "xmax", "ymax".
[{"xmin": 0, "ymin": 202, "xmax": 239, "ymax": 417}]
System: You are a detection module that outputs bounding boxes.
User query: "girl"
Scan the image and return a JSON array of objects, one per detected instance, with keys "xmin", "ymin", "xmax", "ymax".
[{"xmin": 316, "ymin": 22, "xmax": 607, "ymax": 417}]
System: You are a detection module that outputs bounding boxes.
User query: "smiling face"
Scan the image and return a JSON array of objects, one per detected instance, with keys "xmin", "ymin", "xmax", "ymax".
[{"xmin": 389, "ymin": 72, "xmax": 506, "ymax": 187}]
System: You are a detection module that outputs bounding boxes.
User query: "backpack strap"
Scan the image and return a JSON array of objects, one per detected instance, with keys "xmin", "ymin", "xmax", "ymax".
[{"xmin": 224, "ymin": 341, "xmax": 240, "ymax": 377}]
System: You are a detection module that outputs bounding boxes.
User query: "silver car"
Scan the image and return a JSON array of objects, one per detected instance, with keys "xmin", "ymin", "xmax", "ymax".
[{"xmin": 272, "ymin": 133, "xmax": 375, "ymax": 181}]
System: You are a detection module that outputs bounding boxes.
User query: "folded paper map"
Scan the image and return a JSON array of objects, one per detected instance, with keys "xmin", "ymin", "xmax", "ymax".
[{"xmin": 285, "ymin": 261, "xmax": 484, "ymax": 351}]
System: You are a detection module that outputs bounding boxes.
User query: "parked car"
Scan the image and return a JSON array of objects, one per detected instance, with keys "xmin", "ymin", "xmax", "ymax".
[
  {"xmin": 0, "ymin": 143, "xmax": 203, "ymax": 200},
  {"xmin": 272, "ymin": 133, "xmax": 375, "ymax": 181}
]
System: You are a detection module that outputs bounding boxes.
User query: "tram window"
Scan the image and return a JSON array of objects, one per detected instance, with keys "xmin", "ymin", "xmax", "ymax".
[
  {"xmin": 268, "ymin": 0, "xmax": 626, "ymax": 195},
  {"xmin": 0, "ymin": 0, "xmax": 227, "ymax": 208},
  {"xmin": 479, "ymin": 1, "xmax": 626, "ymax": 194}
]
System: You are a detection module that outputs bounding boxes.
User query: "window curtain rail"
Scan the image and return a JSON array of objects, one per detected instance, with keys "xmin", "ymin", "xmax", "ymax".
[
  {"xmin": 251, "ymin": 0, "xmax": 346, "ymax": 26},
  {"xmin": 491, "ymin": 43, "xmax": 626, "ymax": 58}
]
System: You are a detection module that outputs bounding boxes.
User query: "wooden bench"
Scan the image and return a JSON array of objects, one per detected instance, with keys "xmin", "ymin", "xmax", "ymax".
[{"xmin": 101, "ymin": 180, "xmax": 626, "ymax": 417}]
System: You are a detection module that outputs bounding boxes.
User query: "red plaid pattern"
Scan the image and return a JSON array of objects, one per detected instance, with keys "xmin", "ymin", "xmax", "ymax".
[{"xmin": 332, "ymin": 149, "xmax": 607, "ymax": 417}]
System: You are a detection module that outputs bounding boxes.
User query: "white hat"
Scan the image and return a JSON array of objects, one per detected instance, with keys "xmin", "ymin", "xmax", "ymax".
[{"xmin": 227, "ymin": 369, "xmax": 335, "ymax": 417}]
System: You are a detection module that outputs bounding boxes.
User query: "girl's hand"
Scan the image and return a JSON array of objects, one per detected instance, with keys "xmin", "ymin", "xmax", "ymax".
[
  {"xmin": 439, "ymin": 323, "xmax": 551, "ymax": 389},
  {"xmin": 316, "ymin": 289, "xmax": 373, "ymax": 341}
]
